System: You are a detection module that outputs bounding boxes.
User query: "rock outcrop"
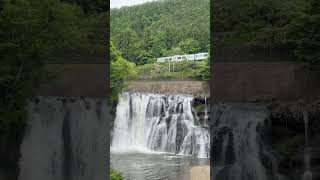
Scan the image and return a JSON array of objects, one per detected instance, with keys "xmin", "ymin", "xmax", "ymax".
[{"xmin": 267, "ymin": 99, "xmax": 320, "ymax": 180}]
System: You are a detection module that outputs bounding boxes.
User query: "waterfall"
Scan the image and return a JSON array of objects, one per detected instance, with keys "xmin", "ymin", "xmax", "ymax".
[
  {"xmin": 211, "ymin": 104, "xmax": 280, "ymax": 180},
  {"xmin": 204, "ymin": 97, "xmax": 209, "ymax": 126},
  {"xmin": 111, "ymin": 92, "xmax": 210, "ymax": 158},
  {"xmin": 18, "ymin": 97, "xmax": 108, "ymax": 180},
  {"xmin": 302, "ymin": 111, "xmax": 312, "ymax": 180}
]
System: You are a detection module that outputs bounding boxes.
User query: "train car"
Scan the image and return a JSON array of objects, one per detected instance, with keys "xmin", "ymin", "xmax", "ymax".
[
  {"xmin": 157, "ymin": 52, "xmax": 208, "ymax": 63},
  {"xmin": 194, "ymin": 53, "xmax": 209, "ymax": 60}
]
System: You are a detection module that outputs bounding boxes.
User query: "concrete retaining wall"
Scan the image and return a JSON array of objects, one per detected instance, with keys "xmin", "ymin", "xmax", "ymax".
[
  {"xmin": 38, "ymin": 62, "xmax": 320, "ymax": 102},
  {"xmin": 125, "ymin": 81, "xmax": 209, "ymax": 95}
]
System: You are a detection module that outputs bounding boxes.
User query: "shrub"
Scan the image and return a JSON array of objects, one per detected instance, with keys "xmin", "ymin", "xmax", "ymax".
[
  {"xmin": 133, "ymin": 60, "xmax": 209, "ymax": 81},
  {"xmin": 110, "ymin": 168, "xmax": 123, "ymax": 180}
]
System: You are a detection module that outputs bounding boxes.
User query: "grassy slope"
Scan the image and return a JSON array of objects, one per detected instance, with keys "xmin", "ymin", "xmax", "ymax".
[{"xmin": 129, "ymin": 60, "xmax": 209, "ymax": 81}]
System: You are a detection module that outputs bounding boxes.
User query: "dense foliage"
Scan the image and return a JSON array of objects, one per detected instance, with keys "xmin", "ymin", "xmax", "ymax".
[
  {"xmin": 293, "ymin": 0, "xmax": 320, "ymax": 64},
  {"xmin": 111, "ymin": 0, "xmax": 210, "ymax": 65},
  {"xmin": 63, "ymin": 0, "xmax": 108, "ymax": 13},
  {"xmin": 0, "ymin": 0, "xmax": 88, "ymax": 132},
  {"xmin": 134, "ymin": 60, "xmax": 209, "ymax": 81},
  {"xmin": 110, "ymin": 42, "xmax": 137, "ymax": 103},
  {"xmin": 214, "ymin": 0, "xmax": 306, "ymax": 46},
  {"xmin": 214, "ymin": 0, "xmax": 320, "ymax": 64},
  {"xmin": 110, "ymin": 168, "xmax": 123, "ymax": 180}
]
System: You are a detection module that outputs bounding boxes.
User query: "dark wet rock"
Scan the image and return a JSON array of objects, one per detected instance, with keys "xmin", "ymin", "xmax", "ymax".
[
  {"xmin": 0, "ymin": 126, "xmax": 25, "ymax": 180},
  {"xmin": 210, "ymin": 104, "xmax": 227, "ymax": 126},
  {"xmin": 192, "ymin": 95, "xmax": 210, "ymax": 125},
  {"xmin": 267, "ymin": 101, "xmax": 305, "ymax": 133},
  {"xmin": 267, "ymin": 99, "xmax": 320, "ymax": 135},
  {"xmin": 211, "ymin": 126, "xmax": 235, "ymax": 166},
  {"xmin": 307, "ymin": 100, "xmax": 320, "ymax": 135},
  {"xmin": 30, "ymin": 97, "xmax": 40, "ymax": 104},
  {"xmin": 266, "ymin": 99, "xmax": 320, "ymax": 180},
  {"xmin": 214, "ymin": 166, "xmax": 233, "ymax": 180},
  {"xmin": 193, "ymin": 95, "xmax": 207, "ymax": 105}
]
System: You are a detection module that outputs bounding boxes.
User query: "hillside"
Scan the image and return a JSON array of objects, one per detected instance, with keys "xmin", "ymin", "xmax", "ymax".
[
  {"xmin": 214, "ymin": 0, "xmax": 320, "ymax": 64},
  {"xmin": 110, "ymin": 0, "xmax": 210, "ymax": 65}
]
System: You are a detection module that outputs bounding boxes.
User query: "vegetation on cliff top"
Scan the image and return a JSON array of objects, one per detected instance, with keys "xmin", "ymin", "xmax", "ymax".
[
  {"xmin": 132, "ymin": 59, "xmax": 210, "ymax": 81},
  {"xmin": 110, "ymin": 0, "xmax": 210, "ymax": 86},
  {"xmin": 110, "ymin": 42, "xmax": 137, "ymax": 103},
  {"xmin": 111, "ymin": 0, "xmax": 209, "ymax": 66}
]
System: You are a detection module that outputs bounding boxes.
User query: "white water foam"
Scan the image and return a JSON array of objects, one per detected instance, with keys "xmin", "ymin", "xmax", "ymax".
[{"xmin": 111, "ymin": 92, "xmax": 209, "ymax": 158}]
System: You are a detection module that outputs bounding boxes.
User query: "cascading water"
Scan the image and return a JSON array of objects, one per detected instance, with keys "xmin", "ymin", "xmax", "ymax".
[
  {"xmin": 211, "ymin": 104, "xmax": 280, "ymax": 180},
  {"xmin": 18, "ymin": 97, "xmax": 108, "ymax": 180},
  {"xmin": 204, "ymin": 97, "xmax": 209, "ymax": 126},
  {"xmin": 302, "ymin": 111, "xmax": 312, "ymax": 180},
  {"xmin": 111, "ymin": 92, "xmax": 210, "ymax": 158}
]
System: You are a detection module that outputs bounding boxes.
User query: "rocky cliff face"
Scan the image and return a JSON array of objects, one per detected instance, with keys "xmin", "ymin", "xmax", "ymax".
[
  {"xmin": 267, "ymin": 100, "xmax": 320, "ymax": 180},
  {"xmin": 192, "ymin": 95, "xmax": 210, "ymax": 126}
]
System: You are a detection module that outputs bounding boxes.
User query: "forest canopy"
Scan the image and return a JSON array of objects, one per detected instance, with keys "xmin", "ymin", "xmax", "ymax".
[
  {"xmin": 110, "ymin": 0, "xmax": 210, "ymax": 65},
  {"xmin": 0, "ymin": 0, "xmax": 91, "ymax": 132},
  {"xmin": 214, "ymin": 0, "xmax": 320, "ymax": 64}
]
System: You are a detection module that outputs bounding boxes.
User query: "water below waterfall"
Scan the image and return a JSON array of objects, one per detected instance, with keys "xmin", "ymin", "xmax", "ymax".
[
  {"xmin": 111, "ymin": 92, "xmax": 210, "ymax": 158},
  {"xmin": 111, "ymin": 152, "xmax": 209, "ymax": 180},
  {"xmin": 111, "ymin": 92, "xmax": 209, "ymax": 180},
  {"xmin": 18, "ymin": 97, "xmax": 108, "ymax": 180}
]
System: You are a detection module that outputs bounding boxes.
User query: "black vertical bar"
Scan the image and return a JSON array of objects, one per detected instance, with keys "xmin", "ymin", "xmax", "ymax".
[
  {"xmin": 210, "ymin": 0, "xmax": 215, "ymax": 179},
  {"xmin": 106, "ymin": 0, "xmax": 111, "ymax": 179}
]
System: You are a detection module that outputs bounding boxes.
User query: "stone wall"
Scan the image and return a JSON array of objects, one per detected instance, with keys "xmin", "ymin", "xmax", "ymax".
[
  {"xmin": 125, "ymin": 80, "xmax": 209, "ymax": 95},
  {"xmin": 38, "ymin": 62, "xmax": 320, "ymax": 102},
  {"xmin": 38, "ymin": 65, "xmax": 209, "ymax": 97}
]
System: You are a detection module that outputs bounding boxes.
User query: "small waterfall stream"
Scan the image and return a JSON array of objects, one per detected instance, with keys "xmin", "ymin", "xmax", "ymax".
[
  {"xmin": 18, "ymin": 97, "xmax": 108, "ymax": 180},
  {"xmin": 111, "ymin": 92, "xmax": 210, "ymax": 158},
  {"xmin": 302, "ymin": 111, "xmax": 312, "ymax": 180},
  {"xmin": 204, "ymin": 97, "xmax": 209, "ymax": 126}
]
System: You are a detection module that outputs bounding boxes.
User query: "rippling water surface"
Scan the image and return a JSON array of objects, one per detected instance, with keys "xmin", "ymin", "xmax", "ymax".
[{"xmin": 111, "ymin": 153, "xmax": 209, "ymax": 180}]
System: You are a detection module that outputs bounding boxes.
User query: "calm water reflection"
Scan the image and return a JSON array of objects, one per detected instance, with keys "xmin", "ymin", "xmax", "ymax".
[{"xmin": 111, "ymin": 153, "xmax": 209, "ymax": 180}]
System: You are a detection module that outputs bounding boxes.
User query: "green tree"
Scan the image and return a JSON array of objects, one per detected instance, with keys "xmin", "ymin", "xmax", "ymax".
[
  {"xmin": 63, "ymin": 0, "xmax": 108, "ymax": 13},
  {"xmin": 166, "ymin": 47, "xmax": 184, "ymax": 56},
  {"xmin": 293, "ymin": 0, "xmax": 320, "ymax": 64},
  {"xmin": 0, "ymin": 0, "xmax": 88, "ymax": 131},
  {"xmin": 178, "ymin": 38, "xmax": 201, "ymax": 54},
  {"xmin": 110, "ymin": 0, "xmax": 210, "ymax": 65},
  {"xmin": 196, "ymin": 58, "xmax": 210, "ymax": 81},
  {"xmin": 214, "ymin": 0, "xmax": 307, "ymax": 47},
  {"xmin": 110, "ymin": 168, "xmax": 123, "ymax": 180},
  {"xmin": 110, "ymin": 42, "xmax": 137, "ymax": 103}
]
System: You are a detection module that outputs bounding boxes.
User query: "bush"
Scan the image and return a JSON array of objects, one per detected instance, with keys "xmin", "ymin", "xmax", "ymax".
[
  {"xmin": 110, "ymin": 168, "xmax": 123, "ymax": 180},
  {"xmin": 132, "ymin": 60, "xmax": 209, "ymax": 81}
]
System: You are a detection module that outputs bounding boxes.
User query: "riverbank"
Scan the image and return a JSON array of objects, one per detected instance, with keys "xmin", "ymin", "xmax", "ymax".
[
  {"xmin": 111, "ymin": 153, "xmax": 209, "ymax": 180},
  {"xmin": 189, "ymin": 166, "xmax": 210, "ymax": 180}
]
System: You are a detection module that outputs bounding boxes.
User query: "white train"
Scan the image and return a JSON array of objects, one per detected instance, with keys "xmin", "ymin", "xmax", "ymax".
[{"xmin": 157, "ymin": 52, "xmax": 209, "ymax": 63}]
